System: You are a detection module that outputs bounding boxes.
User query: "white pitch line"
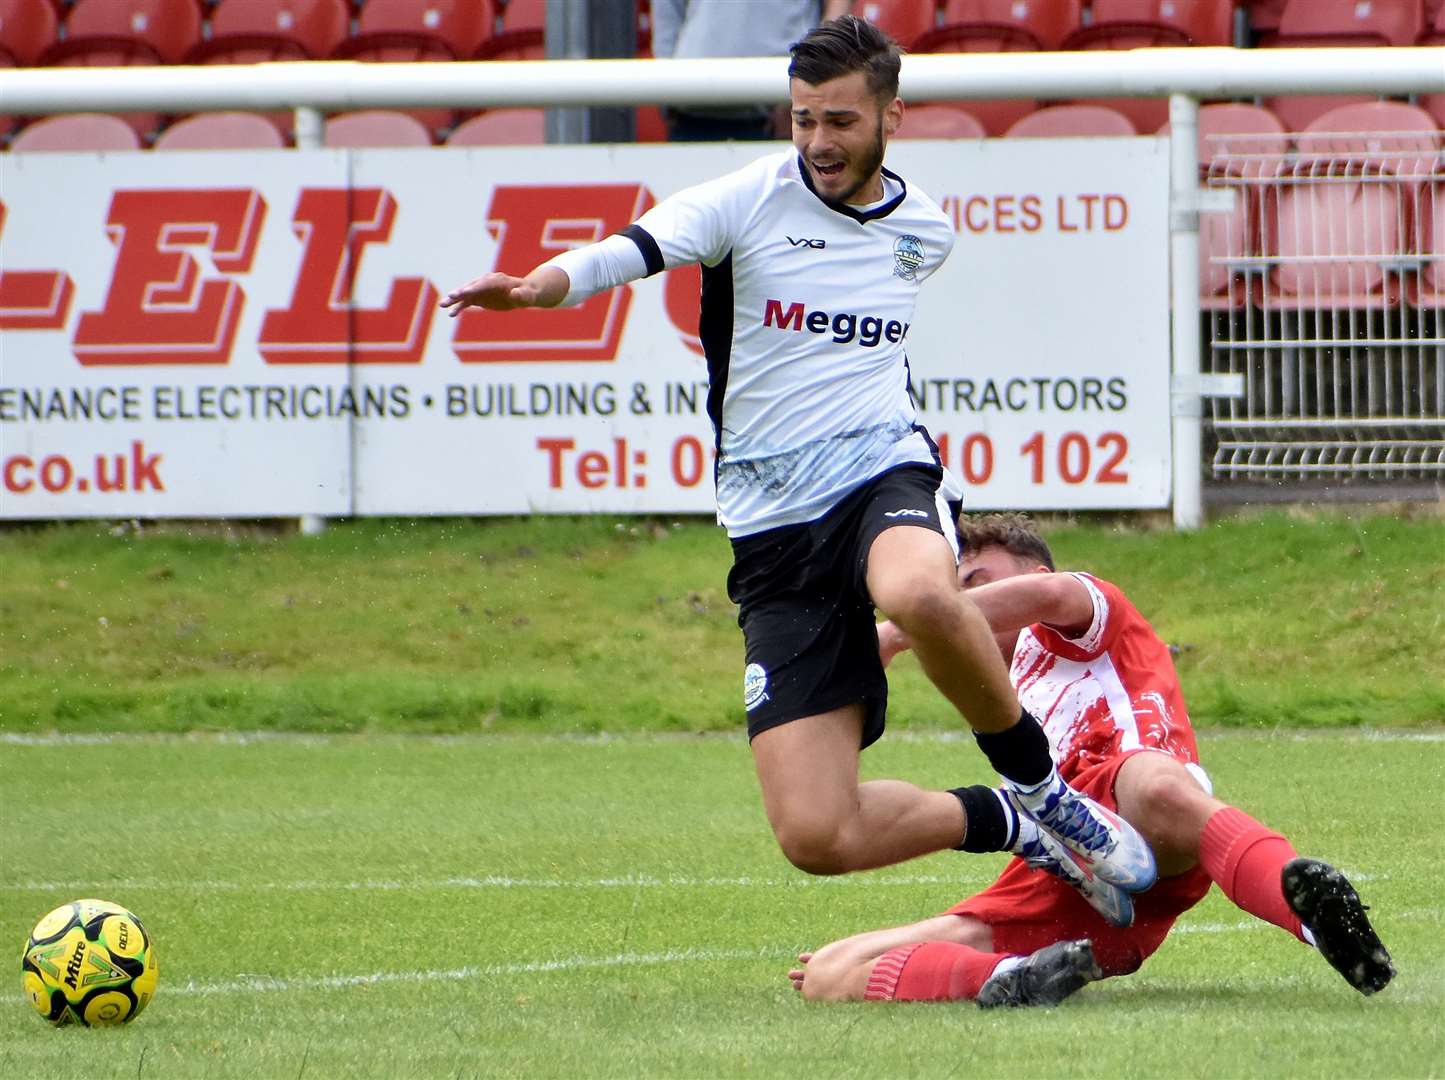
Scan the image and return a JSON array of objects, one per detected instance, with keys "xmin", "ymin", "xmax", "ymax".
[
  {"xmin": 4, "ymin": 729, "xmax": 1443, "ymax": 748},
  {"xmin": 1, "ymin": 868, "xmax": 1395, "ymax": 893},
  {"xmin": 172, "ymin": 947, "xmax": 786, "ymax": 997},
  {"xmin": 157, "ymin": 906, "xmax": 1437, "ymax": 999},
  {"xmin": 0, "ymin": 872, "xmax": 978, "ymax": 893}
]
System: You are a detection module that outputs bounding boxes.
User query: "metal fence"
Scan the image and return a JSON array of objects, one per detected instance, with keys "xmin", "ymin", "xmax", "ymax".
[{"xmin": 1203, "ymin": 126, "xmax": 1444, "ymax": 486}]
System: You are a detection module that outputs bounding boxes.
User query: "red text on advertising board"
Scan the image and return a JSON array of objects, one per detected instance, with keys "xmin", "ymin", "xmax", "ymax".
[
  {"xmin": 0, "ymin": 201, "xmax": 75, "ymax": 331},
  {"xmin": 3, "ymin": 441, "xmax": 164, "ymax": 495},
  {"xmin": 932, "ymin": 430, "xmax": 1130, "ymax": 486},
  {"xmin": 259, "ymin": 188, "xmax": 438, "ymax": 364},
  {"xmin": 452, "ymin": 184, "xmax": 654, "ymax": 363},
  {"xmin": 71, "ymin": 189, "xmax": 266, "ymax": 365}
]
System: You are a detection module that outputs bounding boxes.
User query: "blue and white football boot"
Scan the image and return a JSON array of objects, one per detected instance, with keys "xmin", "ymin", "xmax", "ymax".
[
  {"xmin": 1013, "ymin": 813, "xmax": 1135, "ymax": 928},
  {"xmin": 1006, "ymin": 774, "xmax": 1158, "ymax": 893}
]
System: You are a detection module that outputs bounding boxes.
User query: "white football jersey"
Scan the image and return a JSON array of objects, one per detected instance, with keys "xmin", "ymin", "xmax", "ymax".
[{"xmin": 625, "ymin": 151, "xmax": 958, "ymax": 536}]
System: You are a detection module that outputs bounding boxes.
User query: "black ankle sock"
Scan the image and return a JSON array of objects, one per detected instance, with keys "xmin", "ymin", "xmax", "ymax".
[
  {"xmin": 973, "ymin": 710, "xmax": 1053, "ymax": 787},
  {"xmin": 950, "ymin": 784, "xmax": 1014, "ymax": 853}
]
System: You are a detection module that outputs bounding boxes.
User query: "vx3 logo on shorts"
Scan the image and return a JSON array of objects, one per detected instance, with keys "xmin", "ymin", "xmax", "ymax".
[
  {"xmin": 786, "ymin": 236, "xmax": 826, "ymax": 249},
  {"xmin": 883, "ymin": 508, "xmax": 929, "ymax": 519}
]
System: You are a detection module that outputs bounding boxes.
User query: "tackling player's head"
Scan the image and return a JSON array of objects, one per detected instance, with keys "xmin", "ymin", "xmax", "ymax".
[
  {"xmin": 957, "ymin": 513, "xmax": 1057, "ymax": 589},
  {"xmin": 788, "ymin": 15, "xmax": 903, "ymax": 206}
]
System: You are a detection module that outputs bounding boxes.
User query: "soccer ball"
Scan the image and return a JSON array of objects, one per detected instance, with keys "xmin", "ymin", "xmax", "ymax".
[{"xmin": 21, "ymin": 899, "xmax": 158, "ymax": 1027}]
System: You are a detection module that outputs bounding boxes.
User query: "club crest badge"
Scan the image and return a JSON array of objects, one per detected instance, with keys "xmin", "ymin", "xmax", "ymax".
[
  {"xmin": 743, "ymin": 663, "xmax": 770, "ymax": 712},
  {"xmin": 893, "ymin": 234, "xmax": 925, "ymax": 281}
]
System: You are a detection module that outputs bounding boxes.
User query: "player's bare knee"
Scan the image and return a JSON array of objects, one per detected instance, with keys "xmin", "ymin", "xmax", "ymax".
[
  {"xmin": 875, "ymin": 575, "xmax": 958, "ymax": 640},
  {"xmin": 773, "ymin": 821, "xmax": 854, "ymax": 876},
  {"xmin": 1135, "ymin": 762, "xmax": 1212, "ymax": 820}
]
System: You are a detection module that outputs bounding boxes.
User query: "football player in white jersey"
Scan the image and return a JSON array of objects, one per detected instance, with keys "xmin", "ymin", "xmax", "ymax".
[
  {"xmin": 788, "ymin": 514, "xmax": 1394, "ymax": 1008},
  {"xmin": 442, "ymin": 18, "xmax": 1156, "ymax": 894}
]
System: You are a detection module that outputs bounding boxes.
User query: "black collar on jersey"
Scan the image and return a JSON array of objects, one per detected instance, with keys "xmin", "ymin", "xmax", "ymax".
[{"xmin": 795, "ymin": 155, "xmax": 908, "ymax": 223}]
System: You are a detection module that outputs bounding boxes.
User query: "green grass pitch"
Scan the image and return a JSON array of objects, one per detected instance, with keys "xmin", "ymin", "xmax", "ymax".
[{"xmin": 2, "ymin": 729, "xmax": 1442, "ymax": 1078}]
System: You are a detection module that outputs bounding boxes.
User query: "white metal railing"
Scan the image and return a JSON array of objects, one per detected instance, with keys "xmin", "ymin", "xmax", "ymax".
[
  {"xmin": 1204, "ymin": 131, "xmax": 1444, "ymax": 483},
  {"xmin": 2, "ymin": 47, "xmax": 1443, "ymax": 525},
  {"xmin": 1, "ymin": 49, "xmax": 1442, "ymax": 115}
]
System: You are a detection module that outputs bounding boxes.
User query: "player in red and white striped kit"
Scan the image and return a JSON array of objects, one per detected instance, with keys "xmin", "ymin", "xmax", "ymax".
[{"xmin": 789, "ymin": 514, "xmax": 1395, "ymax": 1008}]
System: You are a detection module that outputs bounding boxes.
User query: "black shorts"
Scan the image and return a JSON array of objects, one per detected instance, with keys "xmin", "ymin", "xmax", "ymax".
[{"xmin": 726, "ymin": 463, "xmax": 960, "ymax": 749}]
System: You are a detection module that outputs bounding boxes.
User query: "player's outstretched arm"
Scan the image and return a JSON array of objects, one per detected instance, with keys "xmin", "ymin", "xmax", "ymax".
[
  {"xmin": 440, "ymin": 267, "xmax": 570, "ymax": 316},
  {"xmin": 967, "ymin": 574, "xmax": 1093, "ymax": 637}
]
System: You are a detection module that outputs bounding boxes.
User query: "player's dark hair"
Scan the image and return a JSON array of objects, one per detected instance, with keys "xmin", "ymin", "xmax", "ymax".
[
  {"xmin": 788, "ymin": 14, "xmax": 902, "ymax": 102},
  {"xmin": 957, "ymin": 512, "xmax": 1056, "ymax": 571}
]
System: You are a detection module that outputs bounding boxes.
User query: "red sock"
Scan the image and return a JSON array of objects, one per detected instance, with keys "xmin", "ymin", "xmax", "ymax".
[
  {"xmin": 864, "ymin": 942, "xmax": 1013, "ymax": 1002},
  {"xmin": 1199, "ymin": 806, "xmax": 1307, "ymax": 942}
]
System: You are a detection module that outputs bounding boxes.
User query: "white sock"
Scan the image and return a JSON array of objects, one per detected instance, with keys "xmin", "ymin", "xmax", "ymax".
[
  {"xmin": 1011, "ymin": 811, "xmax": 1042, "ymax": 855},
  {"xmin": 992, "ymin": 788, "xmax": 1024, "ymax": 851},
  {"xmin": 1008, "ymin": 766, "xmax": 1064, "ymax": 812}
]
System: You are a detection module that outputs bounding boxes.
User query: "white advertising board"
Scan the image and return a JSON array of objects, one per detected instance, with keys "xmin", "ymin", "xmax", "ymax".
[{"xmin": 0, "ymin": 137, "xmax": 1170, "ymax": 519}]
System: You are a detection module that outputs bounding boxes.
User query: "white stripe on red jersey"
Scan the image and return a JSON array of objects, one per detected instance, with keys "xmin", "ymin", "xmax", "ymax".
[{"xmin": 1011, "ymin": 573, "xmax": 1201, "ymax": 783}]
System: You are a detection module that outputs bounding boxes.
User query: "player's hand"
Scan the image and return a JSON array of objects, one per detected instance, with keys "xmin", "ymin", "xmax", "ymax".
[
  {"xmin": 876, "ymin": 620, "xmax": 913, "ymax": 668},
  {"xmin": 788, "ymin": 952, "xmax": 812, "ymax": 994},
  {"xmin": 439, "ymin": 272, "xmax": 540, "ymax": 316}
]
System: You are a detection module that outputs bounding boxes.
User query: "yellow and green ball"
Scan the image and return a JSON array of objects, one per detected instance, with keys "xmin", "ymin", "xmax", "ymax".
[{"xmin": 21, "ymin": 899, "xmax": 158, "ymax": 1027}]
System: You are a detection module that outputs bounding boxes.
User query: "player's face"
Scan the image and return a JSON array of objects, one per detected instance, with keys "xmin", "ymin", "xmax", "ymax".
[
  {"xmin": 958, "ymin": 546, "xmax": 1037, "ymax": 591},
  {"xmin": 790, "ymin": 71, "xmax": 901, "ymax": 206}
]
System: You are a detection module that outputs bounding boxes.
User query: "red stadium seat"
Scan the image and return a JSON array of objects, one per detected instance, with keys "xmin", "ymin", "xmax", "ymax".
[
  {"xmin": 895, "ymin": 103, "xmax": 986, "ymax": 138},
  {"xmin": 1261, "ymin": 104, "xmax": 1437, "ymax": 311},
  {"xmin": 153, "ymin": 111, "xmax": 289, "ymax": 149},
  {"xmin": 42, "ymin": 0, "xmax": 203, "ymax": 64},
  {"xmin": 39, "ymin": 0, "xmax": 201, "ymax": 139},
  {"xmin": 1244, "ymin": 0, "xmax": 1288, "ymax": 36},
  {"xmin": 1296, "ymin": 101, "xmax": 1438, "ymax": 178},
  {"xmin": 1263, "ymin": 94, "xmax": 1377, "ymax": 135},
  {"xmin": 445, "ymin": 108, "xmax": 546, "ymax": 146},
  {"xmin": 1063, "ymin": 0, "xmax": 1235, "ymax": 49},
  {"xmin": 1163, "ymin": 104, "xmax": 1289, "ymax": 307},
  {"xmin": 1409, "ymin": 183, "xmax": 1445, "ymax": 307},
  {"xmin": 1183, "ymin": 102, "xmax": 1290, "ymax": 173},
  {"xmin": 1063, "ymin": 1, "xmax": 1237, "ymax": 131},
  {"xmin": 908, "ymin": 2, "xmax": 1077, "ymax": 134},
  {"xmin": 324, "ymin": 109, "xmax": 434, "ymax": 147},
  {"xmin": 636, "ymin": 0, "xmax": 652, "ymax": 54},
  {"xmin": 1420, "ymin": 94, "xmax": 1445, "ymax": 129},
  {"xmin": 1263, "ymin": 181, "xmax": 1408, "ymax": 308},
  {"xmin": 186, "ymin": 0, "xmax": 350, "ymax": 139},
  {"xmin": 1259, "ymin": 2, "xmax": 1420, "ymax": 132},
  {"xmin": 10, "ymin": 113, "xmax": 143, "ymax": 151},
  {"xmin": 1420, "ymin": 0, "xmax": 1445, "ymax": 40},
  {"xmin": 0, "ymin": 0, "xmax": 58, "ymax": 66},
  {"xmin": 854, "ymin": 0, "xmax": 938, "ymax": 48},
  {"xmin": 478, "ymin": 0, "xmax": 545, "ymax": 60},
  {"xmin": 924, "ymin": 98, "xmax": 1033, "ymax": 136},
  {"xmin": 332, "ymin": 0, "xmax": 494, "ymax": 136},
  {"xmin": 912, "ymin": 0, "xmax": 1080, "ymax": 51},
  {"xmin": 187, "ymin": 0, "xmax": 350, "ymax": 63},
  {"xmin": 334, "ymin": 0, "xmax": 492, "ymax": 59},
  {"xmin": 1005, "ymin": 104, "xmax": 1137, "ymax": 136},
  {"xmin": 1261, "ymin": 0, "xmax": 1424, "ymax": 46}
]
